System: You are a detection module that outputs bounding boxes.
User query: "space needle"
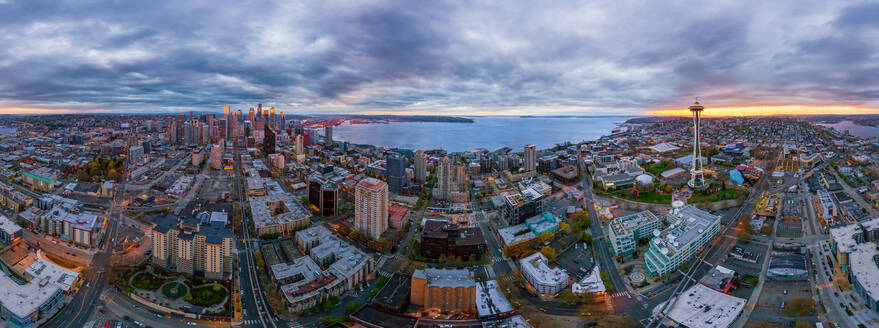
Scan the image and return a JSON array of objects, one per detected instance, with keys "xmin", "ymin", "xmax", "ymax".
[{"xmin": 688, "ymin": 101, "xmax": 706, "ymax": 190}]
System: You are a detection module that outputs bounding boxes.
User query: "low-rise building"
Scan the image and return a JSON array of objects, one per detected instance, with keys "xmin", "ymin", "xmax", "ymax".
[
  {"xmin": 23, "ymin": 167, "xmax": 57, "ymax": 192},
  {"xmin": 410, "ymin": 268, "xmax": 477, "ymax": 313},
  {"xmin": 608, "ymin": 210, "xmax": 662, "ymax": 259},
  {"xmin": 280, "ymin": 225, "xmax": 374, "ymax": 312},
  {"xmin": 420, "ymin": 219, "xmax": 486, "ymax": 261},
  {"xmin": 249, "ymin": 192, "xmax": 311, "ymax": 236},
  {"xmin": 0, "ymin": 255, "xmax": 78, "ymax": 328},
  {"xmin": 644, "ymin": 204, "xmax": 720, "ymax": 277},
  {"xmin": 0, "ymin": 215, "xmax": 22, "ymax": 245},
  {"xmin": 519, "ymin": 252, "xmax": 568, "ymax": 295},
  {"xmin": 39, "ymin": 207, "xmax": 102, "ymax": 247},
  {"xmin": 654, "ymin": 283, "xmax": 746, "ymax": 328},
  {"xmin": 572, "ymin": 264, "xmax": 606, "ymax": 295}
]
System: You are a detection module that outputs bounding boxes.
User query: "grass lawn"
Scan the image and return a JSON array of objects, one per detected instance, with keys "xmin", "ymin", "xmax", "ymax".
[
  {"xmin": 611, "ymin": 190, "xmax": 672, "ymax": 204},
  {"xmin": 689, "ymin": 188, "xmax": 744, "ymax": 203},
  {"xmin": 161, "ymin": 282, "xmax": 188, "ymax": 299},
  {"xmin": 131, "ymin": 273, "xmax": 168, "ymax": 291},
  {"xmin": 188, "ymin": 285, "xmax": 228, "ymax": 306}
]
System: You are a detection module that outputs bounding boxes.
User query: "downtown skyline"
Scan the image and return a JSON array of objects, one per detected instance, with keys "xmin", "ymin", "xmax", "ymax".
[{"xmin": 1, "ymin": 0, "xmax": 878, "ymax": 116}]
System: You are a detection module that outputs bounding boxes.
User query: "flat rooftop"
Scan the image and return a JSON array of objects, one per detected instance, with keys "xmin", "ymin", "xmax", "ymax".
[
  {"xmin": 0, "ymin": 254, "xmax": 78, "ymax": 319},
  {"xmin": 249, "ymin": 192, "xmax": 311, "ymax": 229},
  {"xmin": 520, "ymin": 252, "xmax": 568, "ymax": 287},
  {"xmin": 848, "ymin": 243, "xmax": 879, "ymax": 303},
  {"xmin": 659, "ymin": 283, "xmax": 746, "ymax": 328},
  {"xmin": 0, "ymin": 215, "xmax": 22, "ymax": 236},
  {"xmin": 476, "ymin": 280, "xmax": 513, "ymax": 317},
  {"xmin": 412, "ymin": 268, "xmax": 476, "ymax": 289}
]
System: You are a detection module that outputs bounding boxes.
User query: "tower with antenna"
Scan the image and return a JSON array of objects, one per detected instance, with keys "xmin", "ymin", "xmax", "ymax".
[{"xmin": 688, "ymin": 101, "xmax": 706, "ymax": 190}]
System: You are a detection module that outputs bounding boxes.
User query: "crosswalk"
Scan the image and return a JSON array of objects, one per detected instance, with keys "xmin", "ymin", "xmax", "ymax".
[
  {"xmin": 496, "ymin": 275, "xmax": 517, "ymax": 282},
  {"xmin": 491, "ymin": 255, "xmax": 504, "ymax": 262},
  {"xmin": 242, "ymin": 319, "xmax": 303, "ymax": 327},
  {"xmin": 610, "ymin": 291, "xmax": 630, "ymax": 298}
]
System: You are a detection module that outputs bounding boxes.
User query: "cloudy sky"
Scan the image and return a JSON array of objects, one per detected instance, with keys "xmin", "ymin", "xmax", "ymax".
[{"xmin": 1, "ymin": 0, "xmax": 878, "ymax": 115}]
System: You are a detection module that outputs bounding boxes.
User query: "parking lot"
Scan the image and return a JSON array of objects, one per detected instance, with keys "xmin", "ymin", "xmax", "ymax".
[
  {"xmin": 776, "ymin": 216, "xmax": 803, "ymax": 238},
  {"xmin": 556, "ymin": 242, "xmax": 595, "ymax": 281},
  {"xmin": 748, "ymin": 279, "xmax": 817, "ymax": 326},
  {"xmin": 724, "ymin": 241, "xmax": 767, "ymax": 277}
]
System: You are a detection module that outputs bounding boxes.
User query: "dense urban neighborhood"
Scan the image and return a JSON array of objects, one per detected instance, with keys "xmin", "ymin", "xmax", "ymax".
[{"xmin": 0, "ymin": 107, "xmax": 875, "ymax": 328}]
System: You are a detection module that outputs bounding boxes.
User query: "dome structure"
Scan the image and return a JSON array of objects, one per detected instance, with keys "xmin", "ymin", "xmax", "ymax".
[{"xmin": 636, "ymin": 174, "xmax": 654, "ymax": 186}]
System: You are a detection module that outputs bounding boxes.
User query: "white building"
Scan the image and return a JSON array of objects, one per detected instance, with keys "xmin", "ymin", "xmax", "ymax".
[
  {"xmin": 354, "ymin": 178, "xmax": 388, "ymax": 240},
  {"xmin": 280, "ymin": 225, "xmax": 374, "ymax": 312},
  {"xmin": 40, "ymin": 207, "xmax": 101, "ymax": 247},
  {"xmin": 644, "ymin": 203, "xmax": 720, "ymax": 277},
  {"xmin": 572, "ymin": 264, "xmax": 606, "ymax": 295},
  {"xmin": 608, "ymin": 210, "xmax": 662, "ymax": 259},
  {"xmin": 520, "ymin": 252, "xmax": 569, "ymax": 295},
  {"xmin": 654, "ymin": 283, "xmax": 745, "ymax": 328}
]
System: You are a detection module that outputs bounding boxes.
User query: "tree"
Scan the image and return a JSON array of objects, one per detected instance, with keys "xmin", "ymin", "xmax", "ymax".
[
  {"xmin": 559, "ymin": 222, "xmax": 570, "ymax": 233},
  {"xmin": 540, "ymin": 246, "xmax": 558, "ymax": 262},
  {"xmin": 785, "ymin": 297, "xmax": 816, "ymax": 316},
  {"xmin": 581, "ymin": 232, "xmax": 594, "ymax": 245},
  {"xmin": 345, "ymin": 301, "xmax": 360, "ymax": 313}
]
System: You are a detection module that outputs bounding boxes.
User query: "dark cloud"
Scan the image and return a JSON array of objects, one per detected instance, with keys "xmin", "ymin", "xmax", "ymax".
[{"xmin": 0, "ymin": 0, "xmax": 877, "ymax": 114}]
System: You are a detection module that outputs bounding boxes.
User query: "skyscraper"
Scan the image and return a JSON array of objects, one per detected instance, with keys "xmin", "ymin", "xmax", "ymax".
[
  {"xmin": 386, "ymin": 154, "xmax": 407, "ymax": 194},
  {"xmin": 324, "ymin": 126, "xmax": 333, "ymax": 146},
  {"xmin": 414, "ymin": 150, "xmax": 427, "ymax": 184},
  {"xmin": 437, "ymin": 156, "xmax": 452, "ymax": 200},
  {"xmin": 279, "ymin": 111, "xmax": 285, "ymax": 130},
  {"xmin": 688, "ymin": 102, "xmax": 706, "ymax": 190},
  {"xmin": 295, "ymin": 134, "xmax": 304, "ymax": 155},
  {"xmin": 355, "ymin": 178, "xmax": 388, "ymax": 240},
  {"xmin": 524, "ymin": 144, "xmax": 536, "ymax": 175},
  {"xmin": 264, "ymin": 124, "xmax": 276, "ymax": 154},
  {"xmin": 223, "ymin": 105, "xmax": 231, "ymax": 140},
  {"xmin": 249, "ymin": 108, "xmax": 255, "ymax": 122}
]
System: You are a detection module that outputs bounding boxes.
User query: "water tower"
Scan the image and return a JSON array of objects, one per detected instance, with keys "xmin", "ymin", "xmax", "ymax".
[{"xmin": 688, "ymin": 101, "xmax": 706, "ymax": 190}]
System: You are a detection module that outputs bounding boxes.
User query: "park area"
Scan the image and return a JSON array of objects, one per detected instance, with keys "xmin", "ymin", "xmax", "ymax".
[{"xmin": 123, "ymin": 264, "xmax": 231, "ymax": 316}]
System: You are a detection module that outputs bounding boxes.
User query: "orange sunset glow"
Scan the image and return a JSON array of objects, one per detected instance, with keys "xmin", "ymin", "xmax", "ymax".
[{"xmin": 647, "ymin": 105, "xmax": 879, "ymax": 117}]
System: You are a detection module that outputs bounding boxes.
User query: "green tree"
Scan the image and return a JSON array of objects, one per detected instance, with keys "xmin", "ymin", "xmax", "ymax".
[
  {"xmin": 345, "ymin": 301, "xmax": 360, "ymax": 313},
  {"xmin": 581, "ymin": 232, "xmax": 594, "ymax": 245}
]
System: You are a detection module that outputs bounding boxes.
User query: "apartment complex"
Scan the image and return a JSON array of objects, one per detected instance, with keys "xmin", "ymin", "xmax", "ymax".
[
  {"xmin": 829, "ymin": 218, "xmax": 879, "ymax": 311},
  {"xmin": 608, "ymin": 210, "xmax": 662, "ymax": 259},
  {"xmin": 520, "ymin": 252, "xmax": 569, "ymax": 295},
  {"xmin": 354, "ymin": 178, "xmax": 388, "ymax": 240},
  {"xmin": 39, "ymin": 207, "xmax": 103, "ymax": 247},
  {"xmin": 150, "ymin": 212, "xmax": 234, "ymax": 280},
  {"xmin": 274, "ymin": 225, "xmax": 374, "ymax": 312},
  {"xmin": 410, "ymin": 268, "xmax": 477, "ymax": 313},
  {"xmin": 644, "ymin": 204, "xmax": 720, "ymax": 277},
  {"xmin": 249, "ymin": 192, "xmax": 311, "ymax": 236}
]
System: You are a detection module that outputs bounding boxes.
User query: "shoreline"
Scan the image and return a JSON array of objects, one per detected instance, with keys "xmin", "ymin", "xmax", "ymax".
[{"xmin": 330, "ymin": 116, "xmax": 632, "ymax": 152}]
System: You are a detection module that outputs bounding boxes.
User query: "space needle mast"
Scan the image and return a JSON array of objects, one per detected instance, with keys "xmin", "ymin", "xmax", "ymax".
[{"xmin": 688, "ymin": 101, "xmax": 706, "ymax": 190}]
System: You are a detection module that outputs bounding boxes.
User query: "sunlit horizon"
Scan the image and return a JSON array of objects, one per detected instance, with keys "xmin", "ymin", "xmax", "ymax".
[{"xmin": 2, "ymin": 104, "xmax": 879, "ymax": 117}]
